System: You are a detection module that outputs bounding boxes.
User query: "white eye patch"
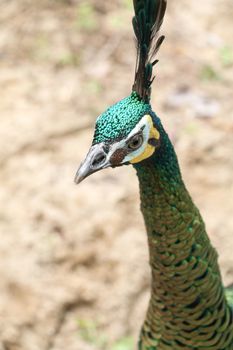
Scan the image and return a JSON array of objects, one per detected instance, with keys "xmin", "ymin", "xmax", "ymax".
[
  {"xmin": 106, "ymin": 115, "xmax": 151, "ymax": 163},
  {"xmin": 123, "ymin": 115, "xmax": 151, "ymax": 163}
]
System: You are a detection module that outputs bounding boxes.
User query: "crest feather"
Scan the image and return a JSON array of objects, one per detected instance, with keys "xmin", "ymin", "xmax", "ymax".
[{"xmin": 132, "ymin": 0, "xmax": 167, "ymax": 102}]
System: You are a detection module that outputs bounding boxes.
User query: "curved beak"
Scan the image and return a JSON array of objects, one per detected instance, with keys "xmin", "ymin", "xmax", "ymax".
[{"xmin": 74, "ymin": 144, "xmax": 110, "ymax": 184}]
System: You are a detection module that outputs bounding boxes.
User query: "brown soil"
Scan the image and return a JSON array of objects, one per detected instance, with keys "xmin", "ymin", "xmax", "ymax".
[{"xmin": 0, "ymin": 0, "xmax": 232, "ymax": 349}]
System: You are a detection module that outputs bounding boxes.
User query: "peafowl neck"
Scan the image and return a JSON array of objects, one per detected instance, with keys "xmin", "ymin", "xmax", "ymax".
[{"xmin": 134, "ymin": 115, "xmax": 233, "ymax": 349}]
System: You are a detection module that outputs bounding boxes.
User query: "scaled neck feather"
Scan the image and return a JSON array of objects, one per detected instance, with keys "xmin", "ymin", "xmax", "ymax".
[{"xmin": 134, "ymin": 115, "xmax": 233, "ymax": 349}]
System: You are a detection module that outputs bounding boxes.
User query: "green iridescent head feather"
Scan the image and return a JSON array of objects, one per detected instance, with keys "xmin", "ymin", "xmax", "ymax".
[{"xmin": 93, "ymin": 92, "xmax": 151, "ymax": 145}]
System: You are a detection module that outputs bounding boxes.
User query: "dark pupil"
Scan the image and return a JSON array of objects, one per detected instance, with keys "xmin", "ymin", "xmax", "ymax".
[
  {"xmin": 132, "ymin": 138, "xmax": 140, "ymax": 147},
  {"xmin": 128, "ymin": 135, "xmax": 142, "ymax": 150}
]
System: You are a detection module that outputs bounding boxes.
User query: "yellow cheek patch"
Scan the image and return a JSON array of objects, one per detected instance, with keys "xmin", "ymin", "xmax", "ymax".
[
  {"xmin": 130, "ymin": 143, "xmax": 155, "ymax": 164},
  {"xmin": 130, "ymin": 115, "xmax": 160, "ymax": 164}
]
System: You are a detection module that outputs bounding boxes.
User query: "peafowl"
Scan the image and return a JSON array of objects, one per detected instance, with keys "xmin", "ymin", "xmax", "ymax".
[{"xmin": 75, "ymin": 0, "xmax": 233, "ymax": 349}]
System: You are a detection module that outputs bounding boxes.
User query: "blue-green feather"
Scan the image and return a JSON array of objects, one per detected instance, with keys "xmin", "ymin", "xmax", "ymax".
[{"xmin": 93, "ymin": 92, "xmax": 151, "ymax": 144}]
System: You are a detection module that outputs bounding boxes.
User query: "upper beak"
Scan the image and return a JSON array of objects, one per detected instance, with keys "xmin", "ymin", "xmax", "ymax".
[{"xmin": 74, "ymin": 144, "xmax": 110, "ymax": 184}]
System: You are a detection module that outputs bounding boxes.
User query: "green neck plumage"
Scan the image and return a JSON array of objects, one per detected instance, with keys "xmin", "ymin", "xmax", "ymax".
[{"xmin": 134, "ymin": 115, "xmax": 233, "ymax": 349}]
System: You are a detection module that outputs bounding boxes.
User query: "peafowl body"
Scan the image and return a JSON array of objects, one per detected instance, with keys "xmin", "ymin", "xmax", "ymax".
[{"xmin": 75, "ymin": 0, "xmax": 233, "ymax": 349}]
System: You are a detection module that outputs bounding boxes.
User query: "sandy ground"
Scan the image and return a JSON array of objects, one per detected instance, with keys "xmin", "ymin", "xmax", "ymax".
[{"xmin": 0, "ymin": 0, "xmax": 232, "ymax": 349}]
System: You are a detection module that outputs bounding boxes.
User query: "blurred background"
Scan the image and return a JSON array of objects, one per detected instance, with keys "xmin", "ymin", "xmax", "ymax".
[{"xmin": 0, "ymin": 0, "xmax": 232, "ymax": 349}]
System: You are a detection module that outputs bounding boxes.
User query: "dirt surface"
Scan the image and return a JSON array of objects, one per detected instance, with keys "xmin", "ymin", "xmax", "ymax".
[{"xmin": 0, "ymin": 0, "xmax": 232, "ymax": 349}]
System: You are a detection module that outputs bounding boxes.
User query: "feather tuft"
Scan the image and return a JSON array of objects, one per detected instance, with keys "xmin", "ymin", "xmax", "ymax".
[{"xmin": 132, "ymin": 0, "xmax": 167, "ymax": 102}]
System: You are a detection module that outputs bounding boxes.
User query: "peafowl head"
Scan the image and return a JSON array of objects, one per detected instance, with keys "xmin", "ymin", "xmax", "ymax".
[
  {"xmin": 75, "ymin": 93, "xmax": 161, "ymax": 184},
  {"xmin": 75, "ymin": 0, "xmax": 167, "ymax": 184}
]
